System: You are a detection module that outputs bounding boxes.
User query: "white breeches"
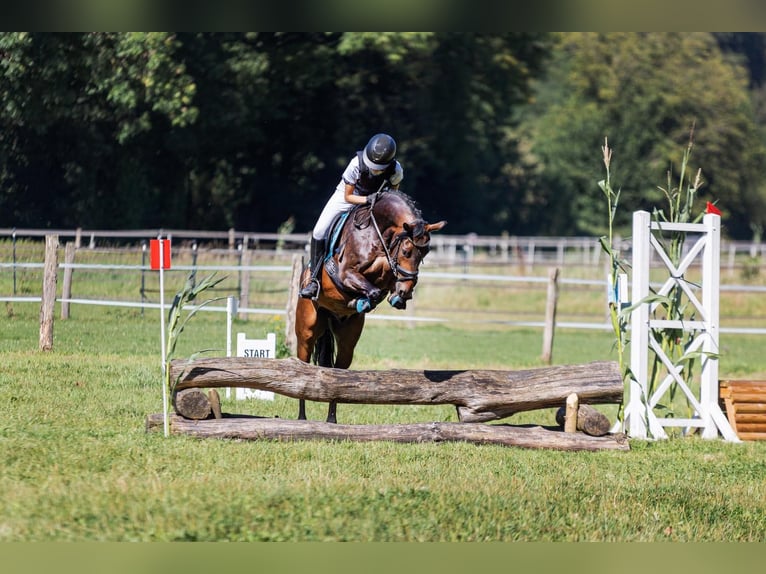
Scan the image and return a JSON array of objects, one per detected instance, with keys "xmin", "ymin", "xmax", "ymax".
[{"xmin": 312, "ymin": 189, "xmax": 355, "ymax": 240}]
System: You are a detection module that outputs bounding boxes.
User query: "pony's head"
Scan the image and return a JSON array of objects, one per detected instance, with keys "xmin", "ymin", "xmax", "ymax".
[{"xmin": 386, "ymin": 217, "xmax": 447, "ymax": 309}]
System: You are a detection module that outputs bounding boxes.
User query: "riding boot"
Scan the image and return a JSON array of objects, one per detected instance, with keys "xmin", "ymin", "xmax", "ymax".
[{"xmin": 299, "ymin": 238, "xmax": 326, "ymax": 300}]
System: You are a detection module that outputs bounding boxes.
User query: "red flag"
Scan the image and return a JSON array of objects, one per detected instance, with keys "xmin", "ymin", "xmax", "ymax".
[
  {"xmin": 150, "ymin": 239, "xmax": 171, "ymax": 270},
  {"xmin": 705, "ymin": 201, "xmax": 722, "ymax": 216}
]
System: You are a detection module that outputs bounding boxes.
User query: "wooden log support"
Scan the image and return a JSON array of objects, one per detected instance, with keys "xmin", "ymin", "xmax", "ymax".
[
  {"xmin": 555, "ymin": 403, "xmax": 612, "ymax": 437},
  {"xmin": 563, "ymin": 393, "xmax": 579, "ymax": 433},
  {"xmin": 208, "ymin": 389, "xmax": 222, "ymax": 420},
  {"xmin": 168, "ymin": 358, "xmax": 623, "ymax": 423},
  {"xmin": 146, "ymin": 413, "xmax": 630, "ymax": 452}
]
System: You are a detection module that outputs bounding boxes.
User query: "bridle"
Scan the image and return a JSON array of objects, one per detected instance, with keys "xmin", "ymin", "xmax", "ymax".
[{"xmin": 368, "ymin": 197, "xmax": 426, "ymax": 284}]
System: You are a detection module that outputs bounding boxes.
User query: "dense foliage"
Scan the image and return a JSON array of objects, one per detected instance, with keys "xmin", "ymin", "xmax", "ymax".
[{"xmin": 2, "ymin": 32, "xmax": 766, "ymax": 239}]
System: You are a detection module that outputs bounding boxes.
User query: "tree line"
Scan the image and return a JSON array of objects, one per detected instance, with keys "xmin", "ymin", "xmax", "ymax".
[{"xmin": 2, "ymin": 32, "xmax": 765, "ymax": 239}]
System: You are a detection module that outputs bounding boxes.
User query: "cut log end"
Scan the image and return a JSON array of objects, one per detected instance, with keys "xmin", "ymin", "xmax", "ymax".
[{"xmin": 173, "ymin": 388, "xmax": 212, "ymax": 420}]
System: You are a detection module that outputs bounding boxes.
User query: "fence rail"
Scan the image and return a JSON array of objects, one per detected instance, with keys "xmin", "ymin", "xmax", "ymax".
[
  {"xmin": 3, "ymin": 226, "xmax": 766, "ymax": 271},
  {"xmin": 2, "ymin": 243, "xmax": 766, "ymax": 335}
]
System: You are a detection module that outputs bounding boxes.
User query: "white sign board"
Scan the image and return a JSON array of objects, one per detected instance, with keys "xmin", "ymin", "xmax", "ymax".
[{"xmin": 235, "ymin": 332, "xmax": 276, "ymax": 401}]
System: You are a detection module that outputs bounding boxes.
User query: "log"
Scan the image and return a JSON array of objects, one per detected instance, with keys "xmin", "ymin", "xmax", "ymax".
[
  {"xmin": 555, "ymin": 404, "xmax": 612, "ymax": 437},
  {"xmin": 145, "ymin": 413, "xmax": 630, "ymax": 452},
  {"xmin": 169, "ymin": 357, "xmax": 623, "ymax": 423}
]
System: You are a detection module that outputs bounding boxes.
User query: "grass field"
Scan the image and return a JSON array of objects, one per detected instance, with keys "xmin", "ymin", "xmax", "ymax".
[{"xmin": 2, "ymin": 295, "xmax": 766, "ymax": 542}]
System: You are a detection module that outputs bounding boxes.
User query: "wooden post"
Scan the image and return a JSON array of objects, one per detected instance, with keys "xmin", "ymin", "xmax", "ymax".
[
  {"xmin": 61, "ymin": 242, "xmax": 75, "ymax": 319},
  {"xmin": 39, "ymin": 234, "xmax": 59, "ymax": 351},
  {"xmin": 238, "ymin": 235, "xmax": 250, "ymax": 320},
  {"xmin": 564, "ymin": 393, "xmax": 579, "ymax": 433},
  {"xmin": 285, "ymin": 253, "xmax": 302, "ymax": 356},
  {"xmin": 541, "ymin": 267, "xmax": 560, "ymax": 364}
]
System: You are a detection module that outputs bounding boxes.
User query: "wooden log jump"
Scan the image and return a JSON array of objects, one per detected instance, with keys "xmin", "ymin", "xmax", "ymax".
[
  {"xmin": 146, "ymin": 413, "xmax": 630, "ymax": 452},
  {"xmin": 168, "ymin": 358, "xmax": 623, "ymax": 423}
]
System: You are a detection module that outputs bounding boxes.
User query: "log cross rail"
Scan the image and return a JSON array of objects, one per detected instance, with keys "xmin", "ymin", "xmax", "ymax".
[{"xmin": 169, "ymin": 358, "xmax": 623, "ymax": 423}]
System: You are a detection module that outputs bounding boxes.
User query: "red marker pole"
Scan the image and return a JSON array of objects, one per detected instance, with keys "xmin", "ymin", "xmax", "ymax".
[{"xmin": 151, "ymin": 237, "xmax": 172, "ymax": 437}]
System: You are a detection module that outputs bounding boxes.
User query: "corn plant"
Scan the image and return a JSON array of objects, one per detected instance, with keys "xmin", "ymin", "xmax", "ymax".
[
  {"xmin": 165, "ymin": 271, "xmax": 227, "ymax": 396},
  {"xmin": 600, "ymin": 128, "xmax": 718, "ymax": 429},
  {"xmin": 598, "ymin": 137, "xmax": 631, "ymax": 423},
  {"xmin": 646, "ymin": 130, "xmax": 713, "ymax": 420}
]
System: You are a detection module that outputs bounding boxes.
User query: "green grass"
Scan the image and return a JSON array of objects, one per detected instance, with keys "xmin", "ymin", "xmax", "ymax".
[{"xmin": 2, "ymin": 302, "xmax": 766, "ymax": 541}]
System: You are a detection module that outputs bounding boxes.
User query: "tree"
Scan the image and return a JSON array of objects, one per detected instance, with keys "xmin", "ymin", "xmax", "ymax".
[
  {"xmin": 523, "ymin": 32, "xmax": 766, "ymax": 239},
  {"xmin": 0, "ymin": 33, "xmax": 198, "ymax": 228},
  {"xmin": 0, "ymin": 33, "xmax": 552, "ymax": 235}
]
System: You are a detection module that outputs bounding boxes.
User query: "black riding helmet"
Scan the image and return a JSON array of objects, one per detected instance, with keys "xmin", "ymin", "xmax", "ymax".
[{"xmin": 363, "ymin": 133, "xmax": 397, "ymax": 171}]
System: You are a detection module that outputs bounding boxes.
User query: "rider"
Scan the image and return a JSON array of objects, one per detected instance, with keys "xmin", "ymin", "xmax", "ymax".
[{"xmin": 299, "ymin": 133, "xmax": 404, "ymax": 300}]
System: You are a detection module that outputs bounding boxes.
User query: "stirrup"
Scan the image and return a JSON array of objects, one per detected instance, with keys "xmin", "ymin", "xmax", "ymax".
[{"xmin": 299, "ymin": 277, "xmax": 321, "ymax": 301}]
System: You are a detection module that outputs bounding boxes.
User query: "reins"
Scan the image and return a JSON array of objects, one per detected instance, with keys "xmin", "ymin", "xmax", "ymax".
[{"xmin": 367, "ymin": 194, "xmax": 420, "ymax": 283}]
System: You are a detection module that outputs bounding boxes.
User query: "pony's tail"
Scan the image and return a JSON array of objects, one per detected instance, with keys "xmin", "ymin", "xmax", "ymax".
[{"xmin": 312, "ymin": 328, "xmax": 336, "ymax": 368}]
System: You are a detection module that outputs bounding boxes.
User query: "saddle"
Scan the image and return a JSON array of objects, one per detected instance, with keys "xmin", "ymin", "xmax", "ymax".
[{"xmin": 321, "ymin": 204, "xmax": 372, "ymax": 296}]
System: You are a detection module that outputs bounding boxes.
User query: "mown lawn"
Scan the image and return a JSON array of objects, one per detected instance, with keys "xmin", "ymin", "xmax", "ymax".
[{"xmin": 2, "ymin": 302, "xmax": 766, "ymax": 542}]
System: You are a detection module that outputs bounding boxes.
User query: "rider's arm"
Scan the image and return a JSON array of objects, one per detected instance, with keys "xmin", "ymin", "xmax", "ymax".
[
  {"xmin": 389, "ymin": 162, "xmax": 404, "ymax": 190},
  {"xmin": 344, "ymin": 183, "xmax": 369, "ymax": 205}
]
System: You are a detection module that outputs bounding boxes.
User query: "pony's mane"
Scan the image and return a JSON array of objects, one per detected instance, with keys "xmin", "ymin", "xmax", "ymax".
[{"xmin": 385, "ymin": 189, "xmax": 423, "ymax": 220}]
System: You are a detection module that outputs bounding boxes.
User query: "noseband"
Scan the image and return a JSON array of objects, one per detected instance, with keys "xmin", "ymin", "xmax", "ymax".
[{"xmin": 387, "ymin": 233, "xmax": 421, "ymax": 283}]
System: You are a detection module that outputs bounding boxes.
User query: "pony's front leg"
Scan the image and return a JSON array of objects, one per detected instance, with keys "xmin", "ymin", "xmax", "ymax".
[{"xmin": 342, "ymin": 270, "xmax": 385, "ymax": 307}]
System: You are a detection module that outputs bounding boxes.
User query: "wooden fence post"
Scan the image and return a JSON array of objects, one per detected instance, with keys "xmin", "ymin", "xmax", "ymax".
[
  {"xmin": 61, "ymin": 242, "xmax": 75, "ymax": 319},
  {"xmin": 238, "ymin": 235, "xmax": 251, "ymax": 321},
  {"xmin": 285, "ymin": 253, "xmax": 302, "ymax": 356},
  {"xmin": 39, "ymin": 234, "xmax": 59, "ymax": 351},
  {"xmin": 541, "ymin": 266, "xmax": 560, "ymax": 364}
]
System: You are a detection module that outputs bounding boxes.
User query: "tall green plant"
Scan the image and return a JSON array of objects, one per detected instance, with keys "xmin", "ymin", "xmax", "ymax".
[
  {"xmin": 647, "ymin": 131, "xmax": 710, "ymax": 420},
  {"xmin": 598, "ymin": 137, "xmax": 630, "ymax": 423},
  {"xmin": 165, "ymin": 272, "xmax": 227, "ymax": 396},
  {"xmin": 600, "ymin": 129, "xmax": 717, "ymax": 432}
]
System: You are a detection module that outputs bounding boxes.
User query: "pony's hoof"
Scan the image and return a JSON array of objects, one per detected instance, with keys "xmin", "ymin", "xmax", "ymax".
[
  {"xmin": 389, "ymin": 294, "xmax": 407, "ymax": 309},
  {"xmin": 355, "ymin": 298, "xmax": 372, "ymax": 313},
  {"xmin": 368, "ymin": 288, "xmax": 383, "ymax": 304}
]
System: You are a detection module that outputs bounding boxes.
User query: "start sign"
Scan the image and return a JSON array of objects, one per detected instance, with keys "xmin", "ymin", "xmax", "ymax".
[{"xmin": 150, "ymin": 239, "xmax": 171, "ymax": 270}]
